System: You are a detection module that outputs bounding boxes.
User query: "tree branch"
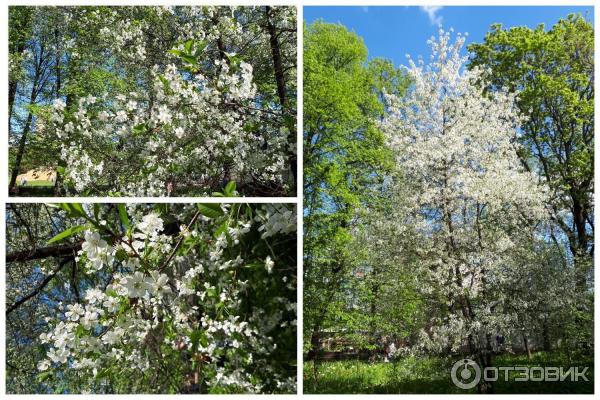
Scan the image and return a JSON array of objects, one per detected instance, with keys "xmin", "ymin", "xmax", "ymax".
[
  {"xmin": 6, "ymin": 241, "xmax": 82, "ymax": 263},
  {"xmin": 6, "ymin": 256, "xmax": 74, "ymax": 315},
  {"xmin": 158, "ymin": 210, "xmax": 201, "ymax": 273}
]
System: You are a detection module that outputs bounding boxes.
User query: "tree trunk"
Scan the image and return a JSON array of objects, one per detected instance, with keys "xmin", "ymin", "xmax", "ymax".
[
  {"xmin": 265, "ymin": 6, "xmax": 287, "ymax": 108},
  {"xmin": 523, "ymin": 333, "xmax": 532, "ymax": 360},
  {"xmin": 8, "ymin": 8, "xmax": 32, "ymax": 134},
  {"xmin": 572, "ymin": 198, "xmax": 591, "ymax": 289},
  {"xmin": 265, "ymin": 6, "xmax": 297, "ymax": 189},
  {"xmin": 476, "ymin": 353, "xmax": 494, "ymax": 394},
  {"xmin": 9, "ymin": 109, "xmax": 34, "ymax": 192},
  {"xmin": 54, "ymin": 27, "xmax": 61, "ymax": 98},
  {"xmin": 9, "ymin": 45, "xmax": 43, "ymax": 192},
  {"xmin": 542, "ymin": 322, "xmax": 551, "ymax": 352}
]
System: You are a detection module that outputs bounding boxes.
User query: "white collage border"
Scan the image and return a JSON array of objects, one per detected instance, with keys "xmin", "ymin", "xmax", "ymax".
[{"xmin": 0, "ymin": 1, "xmax": 598, "ymax": 398}]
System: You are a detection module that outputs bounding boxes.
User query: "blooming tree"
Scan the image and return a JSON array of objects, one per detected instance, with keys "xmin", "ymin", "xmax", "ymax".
[
  {"xmin": 301, "ymin": 16, "xmax": 592, "ymax": 395},
  {"xmin": 381, "ymin": 29, "xmax": 548, "ymax": 392},
  {"xmin": 10, "ymin": 6, "xmax": 297, "ymax": 196},
  {"xmin": 7, "ymin": 201, "xmax": 296, "ymax": 393}
]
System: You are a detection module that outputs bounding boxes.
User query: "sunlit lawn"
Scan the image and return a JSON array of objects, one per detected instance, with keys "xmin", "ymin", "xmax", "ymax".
[
  {"xmin": 17, "ymin": 180, "xmax": 54, "ymax": 187},
  {"xmin": 303, "ymin": 352, "xmax": 593, "ymax": 394}
]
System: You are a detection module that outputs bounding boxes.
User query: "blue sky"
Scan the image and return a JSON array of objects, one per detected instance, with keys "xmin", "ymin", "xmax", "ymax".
[{"xmin": 304, "ymin": 6, "xmax": 594, "ymax": 67}]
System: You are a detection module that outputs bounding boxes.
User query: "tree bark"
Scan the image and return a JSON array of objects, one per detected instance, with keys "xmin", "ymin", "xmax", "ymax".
[
  {"xmin": 542, "ymin": 322, "xmax": 551, "ymax": 352},
  {"xmin": 265, "ymin": 6, "xmax": 297, "ymax": 189},
  {"xmin": 265, "ymin": 6, "xmax": 287, "ymax": 108},
  {"xmin": 9, "ymin": 109, "xmax": 35, "ymax": 191},
  {"xmin": 523, "ymin": 333, "xmax": 532, "ymax": 360},
  {"xmin": 6, "ymin": 241, "xmax": 82, "ymax": 263}
]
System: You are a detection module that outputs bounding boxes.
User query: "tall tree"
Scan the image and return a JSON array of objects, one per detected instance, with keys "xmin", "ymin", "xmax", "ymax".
[
  {"xmin": 8, "ymin": 7, "xmax": 33, "ymax": 129},
  {"xmin": 468, "ymin": 14, "xmax": 594, "ymax": 289},
  {"xmin": 9, "ymin": 7, "xmax": 57, "ymax": 191},
  {"xmin": 382, "ymin": 29, "xmax": 547, "ymax": 393},
  {"xmin": 303, "ymin": 21, "xmax": 408, "ymax": 359}
]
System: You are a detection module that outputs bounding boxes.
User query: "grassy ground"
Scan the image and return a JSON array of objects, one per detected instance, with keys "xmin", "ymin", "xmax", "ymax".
[
  {"xmin": 303, "ymin": 352, "xmax": 593, "ymax": 394},
  {"xmin": 17, "ymin": 180, "xmax": 54, "ymax": 187}
]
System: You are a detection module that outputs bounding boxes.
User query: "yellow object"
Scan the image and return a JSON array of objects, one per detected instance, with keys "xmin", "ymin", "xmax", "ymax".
[{"xmin": 16, "ymin": 168, "xmax": 57, "ymax": 185}]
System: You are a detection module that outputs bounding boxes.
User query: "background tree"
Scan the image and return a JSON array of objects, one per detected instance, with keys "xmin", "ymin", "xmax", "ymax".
[
  {"xmin": 468, "ymin": 14, "xmax": 594, "ymax": 290},
  {"xmin": 9, "ymin": 7, "xmax": 59, "ymax": 190},
  {"xmin": 303, "ymin": 20, "xmax": 409, "ymax": 361},
  {"xmin": 8, "ymin": 6, "xmax": 33, "ymax": 127}
]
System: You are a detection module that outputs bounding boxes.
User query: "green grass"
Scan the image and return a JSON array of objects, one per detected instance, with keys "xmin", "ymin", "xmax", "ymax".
[
  {"xmin": 17, "ymin": 180, "xmax": 54, "ymax": 187},
  {"xmin": 303, "ymin": 352, "xmax": 593, "ymax": 394}
]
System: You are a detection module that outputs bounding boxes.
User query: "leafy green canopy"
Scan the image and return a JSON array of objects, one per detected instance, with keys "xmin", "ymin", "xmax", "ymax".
[
  {"xmin": 303, "ymin": 20, "xmax": 410, "ymax": 350},
  {"xmin": 468, "ymin": 14, "xmax": 594, "ymax": 287}
]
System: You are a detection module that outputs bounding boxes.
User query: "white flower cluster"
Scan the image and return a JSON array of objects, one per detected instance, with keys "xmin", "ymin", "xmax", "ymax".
[
  {"xmin": 81, "ymin": 231, "xmax": 114, "ymax": 272},
  {"xmin": 255, "ymin": 204, "xmax": 297, "ymax": 238},
  {"xmin": 37, "ymin": 204, "xmax": 297, "ymax": 393},
  {"xmin": 44, "ymin": 7, "xmax": 294, "ymax": 196},
  {"xmin": 381, "ymin": 29, "xmax": 549, "ymax": 356},
  {"xmin": 48, "ymin": 57, "xmax": 287, "ymax": 195}
]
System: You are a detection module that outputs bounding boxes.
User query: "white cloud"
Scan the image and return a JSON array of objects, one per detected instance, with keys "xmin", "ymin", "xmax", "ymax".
[{"xmin": 420, "ymin": 6, "xmax": 443, "ymax": 26}]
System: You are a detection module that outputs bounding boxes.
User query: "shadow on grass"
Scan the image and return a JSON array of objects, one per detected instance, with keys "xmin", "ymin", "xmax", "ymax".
[{"xmin": 12, "ymin": 186, "xmax": 55, "ymax": 196}]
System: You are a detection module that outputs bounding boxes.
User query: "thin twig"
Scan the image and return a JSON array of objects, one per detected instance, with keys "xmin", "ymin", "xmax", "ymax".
[{"xmin": 158, "ymin": 210, "xmax": 202, "ymax": 273}]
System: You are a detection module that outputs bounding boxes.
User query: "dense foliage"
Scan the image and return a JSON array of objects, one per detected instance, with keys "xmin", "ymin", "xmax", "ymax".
[
  {"xmin": 468, "ymin": 14, "xmax": 594, "ymax": 287},
  {"xmin": 9, "ymin": 6, "xmax": 297, "ymax": 196},
  {"xmin": 303, "ymin": 20, "xmax": 410, "ymax": 357},
  {"xmin": 6, "ymin": 201, "xmax": 297, "ymax": 393}
]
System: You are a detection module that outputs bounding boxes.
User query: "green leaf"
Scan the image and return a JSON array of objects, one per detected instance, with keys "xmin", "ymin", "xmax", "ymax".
[
  {"xmin": 196, "ymin": 203, "xmax": 224, "ymax": 219},
  {"xmin": 214, "ymin": 221, "xmax": 229, "ymax": 239},
  {"xmin": 76, "ymin": 324, "xmax": 86, "ymax": 338},
  {"xmin": 158, "ymin": 75, "xmax": 169, "ymax": 88},
  {"xmin": 181, "ymin": 54, "xmax": 197, "ymax": 65},
  {"xmin": 190, "ymin": 329, "xmax": 208, "ymax": 352},
  {"xmin": 95, "ymin": 367, "xmax": 112, "ymax": 380},
  {"xmin": 117, "ymin": 204, "xmax": 130, "ymax": 230},
  {"xmin": 224, "ymin": 181, "xmax": 236, "ymax": 196},
  {"xmin": 193, "ymin": 40, "xmax": 208, "ymax": 57},
  {"xmin": 115, "ymin": 248, "xmax": 128, "ymax": 261},
  {"xmin": 37, "ymin": 371, "xmax": 53, "ymax": 382},
  {"xmin": 184, "ymin": 39, "xmax": 194, "ymax": 54},
  {"xmin": 132, "ymin": 123, "xmax": 147, "ymax": 135},
  {"xmin": 69, "ymin": 203, "xmax": 86, "ymax": 216},
  {"xmin": 47, "ymin": 224, "xmax": 87, "ymax": 245},
  {"xmin": 54, "ymin": 203, "xmax": 87, "ymax": 219}
]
